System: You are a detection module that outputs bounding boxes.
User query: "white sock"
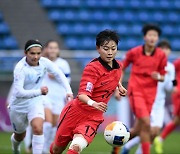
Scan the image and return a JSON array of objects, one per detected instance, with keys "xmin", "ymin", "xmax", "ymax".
[
  {"xmin": 24, "ymin": 125, "xmax": 32, "ymax": 150},
  {"xmin": 11, "ymin": 133, "xmax": 21, "ymax": 153},
  {"xmin": 43, "ymin": 122, "xmax": 52, "ymax": 153},
  {"xmin": 135, "ymin": 144, "xmax": 142, "ymax": 154},
  {"xmin": 32, "ymin": 134, "xmax": 44, "ymax": 154},
  {"xmin": 51, "ymin": 127, "xmax": 57, "ymax": 141},
  {"xmin": 124, "ymin": 136, "xmax": 140, "ymax": 150}
]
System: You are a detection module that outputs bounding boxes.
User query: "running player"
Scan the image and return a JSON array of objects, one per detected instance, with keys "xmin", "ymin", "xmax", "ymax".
[
  {"xmin": 122, "ymin": 24, "xmax": 167, "ymax": 154},
  {"xmin": 50, "ymin": 30, "xmax": 127, "ymax": 154},
  {"xmin": 154, "ymin": 53, "xmax": 180, "ymax": 154},
  {"xmin": 8, "ymin": 40, "xmax": 73, "ymax": 154},
  {"xmin": 42, "ymin": 40, "xmax": 71, "ymax": 153},
  {"xmin": 121, "ymin": 40, "xmax": 176, "ymax": 154}
]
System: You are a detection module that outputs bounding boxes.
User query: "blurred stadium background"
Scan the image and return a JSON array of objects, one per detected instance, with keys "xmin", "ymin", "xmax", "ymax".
[{"xmin": 0, "ymin": 0, "xmax": 180, "ymax": 153}]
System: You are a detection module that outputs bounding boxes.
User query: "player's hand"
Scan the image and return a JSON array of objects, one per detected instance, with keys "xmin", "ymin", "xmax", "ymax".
[
  {"xmin": 151, "ymin": 71, "xmax": 162, "ymax": 81},
  {"xmin": 66, "ymin": 93, "xmax": 74, "ymax": 102},
  {"xmin": 41, "ymin": 86, "xmax": 48, "ymax": 95},
  {"xmin": 92, "ymin": 102, "xmax": 107, "ymax": 112},
  {"xmin": 117, "ymin": 84, "xmax": 127, "ymax": 97},
  {"xmin": 114, "ymin": 89, "xmax": 121, "ymax": 101},
  {"xmin": 48, "ymin": 73, "xmax": 55, "ymax": 79}
]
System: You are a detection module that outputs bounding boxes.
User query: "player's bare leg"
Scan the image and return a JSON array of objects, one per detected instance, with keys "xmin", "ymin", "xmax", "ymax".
[
  {"xmin": 51, "ymin": 114, "xmax": 59, "ymax": 141},
  {"xmin": 111, "ymin": 146, "xmax": 121, "ymax": 154},
  {"xmin": 31, "ymin": 117, "xmax": 44, "ymax": 154},
  {"xmin": 50, "ymin": 143, "xmax": 66, "ymax": 154},
  {"xmin": 151, "ymin": 126, "xmax": 160, "ymax": 142},
  {"xmin": 139, "ymin": 117, "xmax": 151, "ymax": 154},
  {"xmin": 11, "ymin": 132, "xmax": 26, "ymax": 154},
  {"xmin": 130, "ymin": 119, "xmax": 141, "ymax": 139}
]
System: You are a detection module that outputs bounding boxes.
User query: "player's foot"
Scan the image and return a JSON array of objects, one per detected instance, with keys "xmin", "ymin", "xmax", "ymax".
[
  {"xmin": 154, "ymin": 136, "xmax": 163, "ymax": 154},
  {"xmin": 112, "ymin": 147, "xmax": 121, "ymax": 154},
  {"xmin": 121, "ymin": 146, "xmax": 129, "ymax": 154}
]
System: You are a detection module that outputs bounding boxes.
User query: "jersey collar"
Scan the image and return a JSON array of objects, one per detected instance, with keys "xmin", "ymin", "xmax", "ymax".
[
  {"xmin": 142, "ymin": 45, "xmax": 156, "ymax": 56},
  {"xmin": 98, "ymin": 57, "xmax": 120, "ymax": 71}
]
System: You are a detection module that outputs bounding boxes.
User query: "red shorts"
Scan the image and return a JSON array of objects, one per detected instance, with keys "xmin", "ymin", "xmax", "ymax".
[
  {"xmin": 54, "ymin": 100, "xmax": 104, "ymax": 147},
  {"xmin": 172, "ymin": 93, "xmax": 180, "ymax": 116},
  {"xmin": 128, "ymin": 87, "xmax": 154, "ymax": 119}
]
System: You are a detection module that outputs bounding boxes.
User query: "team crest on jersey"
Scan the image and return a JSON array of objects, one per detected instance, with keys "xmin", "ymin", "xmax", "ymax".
[{"xmin": 86, "ymin": 82, "xmax": 93, "ymax": 92}]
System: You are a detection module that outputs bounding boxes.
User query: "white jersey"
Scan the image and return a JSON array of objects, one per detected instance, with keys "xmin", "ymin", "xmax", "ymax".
[
  {"xmin": 151, "ymin": 61, "xmax": 175, "ymax": 127},
  {"xmin": 42, "ymin": 57, "xmax": 71, "ymax": 97},
  {"xmin": 9, "ymin": 57, "xmax": 72, "ymax": 113},
  {"xmin": 42, "ymin": 58, "xmax": 71, "ymax": 113},
  {"xmin": 153, "ymin": 62, "xmax": 175, "ymax": 109}
]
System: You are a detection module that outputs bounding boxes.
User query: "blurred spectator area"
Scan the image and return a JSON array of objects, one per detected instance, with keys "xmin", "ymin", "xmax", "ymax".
[
  {"xmin": 0, "ymin": 11, "xmax": 18, "ymax": 50},
  {"xmin": 40, "ymin": 0, "xmax": 180, "ymax": 51}
]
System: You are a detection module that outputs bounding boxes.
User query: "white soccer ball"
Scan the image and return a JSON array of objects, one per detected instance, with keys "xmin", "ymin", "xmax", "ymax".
[{"xmin": 104, "ymin": 121, "xmax": 130, "ymax": 147}]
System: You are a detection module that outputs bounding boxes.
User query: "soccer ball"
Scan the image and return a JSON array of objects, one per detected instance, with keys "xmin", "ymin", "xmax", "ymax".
[{"xmin": 104, "ymin": 121, "xmax": 130, "ymax": 147}]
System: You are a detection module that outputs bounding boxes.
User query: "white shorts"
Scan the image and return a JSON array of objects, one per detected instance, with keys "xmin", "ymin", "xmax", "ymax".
[
  {"xmin": 43, "ymin": 95, "xmax": 65, "ymax": 115},
  {"xmin": 150, "ymin": 107, "xmax": 165, "ymax": 128},
  {"xmin": 9, "ymin": 102, "xmax": 44, "ymax": 134}
]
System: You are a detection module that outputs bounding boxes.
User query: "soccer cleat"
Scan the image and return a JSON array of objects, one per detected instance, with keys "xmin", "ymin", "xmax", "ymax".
[
  {"xmin": 154, "ymin": 136, "xmax": 163, "ymax": 154},
  {"xmin": 112, "ymin": 147, "xmax": 121, "ymax": 154},
  {"xmin": 121, "ymin": 146, "xmax": 129, "ymax": 154}
]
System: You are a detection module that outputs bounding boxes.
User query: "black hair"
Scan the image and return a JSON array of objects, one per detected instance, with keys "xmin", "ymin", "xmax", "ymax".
[
  {"xmin": 96, "ymin": 29, "xmax": 119, "ymax": 47},
  {"xmin": 142, "ymin": 24, "xmax": 161, "ymax": 36},
  {"xmin": 44, "ymin": 40, "xmax": 59, "ymax": 48},
  {"xmin": 158, "ymin": 40, "xmax": 171, "ymax": 50},
  {"xmin": 24, "ymin": 40, "xmax": 42, "ymax": 52}
]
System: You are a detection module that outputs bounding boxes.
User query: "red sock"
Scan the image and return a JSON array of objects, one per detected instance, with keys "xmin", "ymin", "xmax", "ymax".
[
  {"xmin": 142, "ymin": 142, "xmax": 150, "ymax": 154},
  {"xmin": 67, "ymin": 149, "xmax": 78, "ymax": 154},
  {"xmin": 161, "ymin": 121, "xmax": 176, "ymax": 140},
  {"xmin": 49, "ymin": 143, "xmax": 53, "ymax": 154}
]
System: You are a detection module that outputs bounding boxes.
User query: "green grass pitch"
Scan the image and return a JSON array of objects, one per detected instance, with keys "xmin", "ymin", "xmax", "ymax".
[{"xmin": 0, "ymin": 132, "xmax": 180, "ymax": 154}]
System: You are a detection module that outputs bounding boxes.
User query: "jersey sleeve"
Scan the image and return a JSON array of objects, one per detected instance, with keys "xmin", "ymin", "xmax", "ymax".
[
  {"xmin": 13, "ymin": 67, "xmax": 42, "ymax": 98},
  {"xmin": 158, "ymin": 53, "xmax": 167, "ymax": 75},
  {"xmin": 45, "ymin": 58, "xmax": 73, "ymax": 94},
  {"xmin": 165, "ymin": 64, "xmax": 176, "ymax": 92},
  {"xmin": 78, "ymin": 64, "xmax": 99, "ymax": 97},
  {"xmin": 122, "ymin": 49, "xmax": 135, "ymax": 70},
  {"xmin": 62, "ymin": 60, "xmax": 71, "ymax": 83}
]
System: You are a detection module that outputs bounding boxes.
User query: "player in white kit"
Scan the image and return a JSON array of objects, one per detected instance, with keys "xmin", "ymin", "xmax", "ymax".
[
  {"xmin": 42, "ymin": 40, "xmax": 71, "ymax": 153},
  {"xmin": 8, "ymin": 40, "xmax": 73, "ymax": 154},
  {"xmin": 121, "ymin": 40, "xmax": 176, "ymax": 154}
]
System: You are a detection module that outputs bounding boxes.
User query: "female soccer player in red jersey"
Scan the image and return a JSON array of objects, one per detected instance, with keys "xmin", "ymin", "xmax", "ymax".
[
  {"xmin": 50, "ymin": 30, "xmax": 127, "ymax": 154},
  {"xmin": 122, "ymin": 24, "xmax": 167, "ymax": 154}
]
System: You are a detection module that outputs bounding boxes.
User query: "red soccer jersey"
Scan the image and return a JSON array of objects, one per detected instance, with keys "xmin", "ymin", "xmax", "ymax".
[
  {"xmin": 123, "ymin": 45, "xmax": 167, "ymax": 102},
  {"xmin": 173, "ymin": 59, "xmax": 180, "ymax": 90},
  {"xmin": 74, "ymin": 57, "xmax": 122, "ymax": 115}
]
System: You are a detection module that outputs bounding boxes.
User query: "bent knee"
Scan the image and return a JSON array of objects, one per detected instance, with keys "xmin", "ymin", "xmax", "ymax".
[
  {"xmin": 32, "ymin": 125, "xmax": 43, "ymax": 135},
  {"xmin": 71, "ymin": 144, "xmax": 81, "ymax": 152},
  {"xmin": 141, "ymin": 120, "xmax": 150, "ymax": 130}
]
